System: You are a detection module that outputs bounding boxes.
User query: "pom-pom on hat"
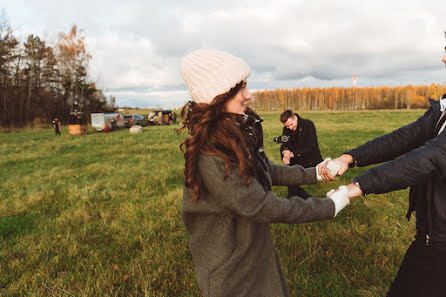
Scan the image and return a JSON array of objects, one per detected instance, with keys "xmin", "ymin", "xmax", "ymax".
[{"xmin": 180, "ymin": 50, "xmax": 251, "ymax": 104}]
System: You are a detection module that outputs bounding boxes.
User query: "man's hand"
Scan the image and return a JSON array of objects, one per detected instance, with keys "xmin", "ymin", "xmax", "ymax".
[
  {"xmin": 331, "ymin": 154, "xmax": 354, "ymax": 176},
  {"xmin": 282, "ymin": 150, "xmax": 294, "ymax": 158},
  {"xmin": 346, "ymin": 183, "xmax": 363, "ymax": 199},
  {"xmin": 282, "ymin": 150, "xmax": 294, "ymax": 165}
]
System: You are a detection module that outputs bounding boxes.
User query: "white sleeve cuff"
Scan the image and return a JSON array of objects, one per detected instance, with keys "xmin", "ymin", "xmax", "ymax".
[{"xmin": 327, "ymin": 186, "xmax": 349, "ymax": 217}]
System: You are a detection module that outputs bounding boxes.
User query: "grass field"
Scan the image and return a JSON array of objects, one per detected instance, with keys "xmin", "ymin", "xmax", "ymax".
[{"xmin": 0, "ymin": 109, "xmax": 425, "ymax": 296}]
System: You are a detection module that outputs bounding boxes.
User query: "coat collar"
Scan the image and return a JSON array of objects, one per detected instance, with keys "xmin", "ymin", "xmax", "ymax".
[
  {"xmin": 429, "ymin": 98, "xmax": 442, "ymax": 113},
  {"xmin": 440, "ymin": 94, "xmax": 446, "ymax": 113},
  {"xmin": 224, "ymin": 108, "xmax": 264, "ymax": 126}
]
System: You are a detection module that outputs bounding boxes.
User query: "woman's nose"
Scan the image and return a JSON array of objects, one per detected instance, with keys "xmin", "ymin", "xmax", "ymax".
[{"xmin": 244, "ymin": 89, "xmax": 252, "ymax": 100}]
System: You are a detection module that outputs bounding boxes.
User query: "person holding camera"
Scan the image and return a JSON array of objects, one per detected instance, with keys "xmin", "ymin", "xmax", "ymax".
[
  {"xmin": 178, "ymin": 50, "xmax": 350, "ymax": 297},
  {"xmin": 279, "ymin": 110, "xmax": 323, "ymax": 198},
  {"xmin": 52, "ymin": 117, "xmax": 61, "ymax": 136}
]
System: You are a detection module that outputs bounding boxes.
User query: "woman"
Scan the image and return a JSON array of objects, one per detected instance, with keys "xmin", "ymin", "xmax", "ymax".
[{"xmin": 178, "ymin": 50, "xmax": 349, "ymax": 297}]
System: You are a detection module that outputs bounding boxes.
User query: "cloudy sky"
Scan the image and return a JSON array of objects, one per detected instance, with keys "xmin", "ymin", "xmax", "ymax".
[{"xmin": 2, "ymin": 0, "xmax": 446, "ymax": 108}]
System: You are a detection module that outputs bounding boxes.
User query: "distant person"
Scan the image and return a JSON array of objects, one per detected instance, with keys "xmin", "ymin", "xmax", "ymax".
[
  {"xmin": 279, "ymin": 110, "xmax": 323, "ymax": 199},
  {"xmin": 325, "ymin": 40, "xmax": 446, "ymax": 297},
  {"xmin": 177, "ymin": 49, "xmax": 349, "ymax": 297},
  {"xmin": 52, "ymin": 117, "xmax": 61, "ymax": 136}
]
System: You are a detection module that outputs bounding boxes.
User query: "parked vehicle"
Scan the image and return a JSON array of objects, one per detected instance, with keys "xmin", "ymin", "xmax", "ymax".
[
  {"xmin": 147, "ymin": 112, "xmax": 156, "ymax": 125},
  {"xmin": 124, "ymin": 114, "xmax": 149, "ymax": 127},
  {"xmin": 149, "ymin": 110, "xmax": 177, "ymax": 125},
  {"xmin": 91, "ymin": 113, "xmax": 125, "ymax": 131}
]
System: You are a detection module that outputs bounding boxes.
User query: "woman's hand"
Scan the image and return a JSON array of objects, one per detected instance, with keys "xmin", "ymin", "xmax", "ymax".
[
  {"xmin": 326, "ymin": 185, "xmax": 350, "ymax": 216},
  {"xmin": 316, "ymin": 158, "xmax": 336, "ymax": 181}
]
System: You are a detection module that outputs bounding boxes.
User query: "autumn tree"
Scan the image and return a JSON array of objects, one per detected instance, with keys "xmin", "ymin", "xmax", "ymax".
[
  {"xmin": 56, "ymin": 25, "xmax": 92, "ymax": 114},
  {"xmin": 0, "ymin": 14, "xmax": 112, "ymax": 128},
  {"xmin": 252, "ymin": 84, "xmax": 446, "ymax": 112}
]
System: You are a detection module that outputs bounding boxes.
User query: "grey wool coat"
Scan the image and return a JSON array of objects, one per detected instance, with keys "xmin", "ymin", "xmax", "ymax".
[{"xmin": 182, "ymin": 154, "xmax": 336, "ymax": 297}]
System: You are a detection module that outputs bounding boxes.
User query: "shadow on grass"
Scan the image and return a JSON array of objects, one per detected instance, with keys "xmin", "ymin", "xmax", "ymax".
[{"xmin": 0, "ymin": 213, "xmax": 36, "ymax": 240}]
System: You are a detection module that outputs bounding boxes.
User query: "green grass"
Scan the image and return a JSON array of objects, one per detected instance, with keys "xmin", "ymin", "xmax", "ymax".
[{"xmin": 0, "ymin": 109, "xmax": 425, "ymax": 296}]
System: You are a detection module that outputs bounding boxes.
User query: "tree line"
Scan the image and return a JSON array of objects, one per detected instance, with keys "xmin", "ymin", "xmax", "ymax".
[
  {"xmin": 0, "ymin": 13, "xmax": 114, "ymax": 128},
  {"xmin": 252, "ymin": 84, "xmax": 446, "ymax": 111}
]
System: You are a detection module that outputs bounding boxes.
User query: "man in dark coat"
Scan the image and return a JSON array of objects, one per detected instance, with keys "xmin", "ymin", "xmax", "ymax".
[
  {"xmin": 328, "ymin": 49, "xmax": 446, "ymax": 297},
  {"xmin": 280, "ymin": 110, "xmax": 323, "ymax": 199},
  {"xmin": 52, "ymin": 117, "xmax": 61, "ymax": 136}
]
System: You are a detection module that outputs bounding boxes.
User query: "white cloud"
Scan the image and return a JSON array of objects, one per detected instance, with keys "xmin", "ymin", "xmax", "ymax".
[
  {"xmin": 2, "ymin": 0, "xmax": 446, "ymax": 107},
  {"xmin": 87, "ymin": 33, "xmax": 184, "ymax": 89}
]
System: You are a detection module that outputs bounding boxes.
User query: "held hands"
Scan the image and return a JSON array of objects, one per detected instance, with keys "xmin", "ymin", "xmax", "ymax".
[
  {"xmin": 327, "ymin": 183, "xmax": 362, "ymax": 201},
  {"xmin": 327, "ymin": 160, "xmax": 340, "ymax": 177},
  {"xmin": 346, "ymin": 183, "xmax": 363, "ymax": 199},
  {"xmin": 326, "ymin": 185, "xmax": 350, "ymax": 216},
  {"xmin": 317, "ymin": 154, "xmax": 354, "ymax": 180},
  {"xmin": 326, "ymin": 184, "xmax": 364, "ymax": 217},
  {"xmin": 316, "ymin": 158, "xmax": 339, "ymax": 181},
  {"xmin": 330, "ymin": 154, "xmax": 354, "ymax": 176}
]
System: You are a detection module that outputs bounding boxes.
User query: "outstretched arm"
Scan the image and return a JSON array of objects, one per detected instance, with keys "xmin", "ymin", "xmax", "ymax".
[
  {"xmin": 198, "ymin": 155, "xmax": 336, "ymax": 224},
  {"xmin": 352, "ymin": 130, "xmax": 446, "ymax": 195},
  {"xmin": 331, "ymin": 103, "xmax": 439, "ymax": 176},
  {"xmin": 346, "ymin": 105, "xmax": 437, "ymax": 167}
]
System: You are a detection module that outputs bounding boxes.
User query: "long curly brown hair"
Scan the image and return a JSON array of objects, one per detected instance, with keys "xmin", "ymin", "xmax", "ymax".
[{"xmin": 176, "ymin": 81, "xmax": 254, "ymax": 201}]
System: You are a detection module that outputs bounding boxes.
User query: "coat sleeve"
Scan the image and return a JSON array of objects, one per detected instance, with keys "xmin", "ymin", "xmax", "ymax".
[
  {"xmin": 347, "ymin": 106, "xmax": 437, "ymax": 167},
  {"xmin": 198, "ymin": 155, "xmax": 335, "ymax": 224},
  {"xmin": 354, "ymin": 130, "xmax": 446, "ymax": 195},
  {"xmin": 268, "ymin": 160, "xmax": 317, "ymax": 186}
]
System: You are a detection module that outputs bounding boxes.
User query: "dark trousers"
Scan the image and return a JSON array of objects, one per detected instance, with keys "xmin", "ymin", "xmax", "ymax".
[
  {"xmin": 387, "ymin": 238, "xmax": 446, "ymax": 297},
  {"xmin": 287, "ymin": 185, "xmax": 311, "ymax": 199},
  {"xmin": 55, "ymin": 128, "xmax": 60, "ymax": 136}
]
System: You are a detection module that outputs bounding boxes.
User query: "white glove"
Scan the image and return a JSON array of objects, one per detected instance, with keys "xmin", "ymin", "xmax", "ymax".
[
  {"xmin": 316, "ymin": 158, "xmax": 331, "ymax": 181},
  {"xmin": 326, "ymin": 185, "xmax": 349, "ymax": 217},
  {"xmin": 327, "ymin": 160, "xmax": 341, "ymax": 177}
]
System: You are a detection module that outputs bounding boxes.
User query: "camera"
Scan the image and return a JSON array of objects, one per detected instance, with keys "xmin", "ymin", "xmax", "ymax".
[
  {"xmin": 273, "ymin": 135, "xmax": 290, "ymax": 149},
  {"xmin": 274, "ymin": 135, "xmax": 291, "ymax": 160}
]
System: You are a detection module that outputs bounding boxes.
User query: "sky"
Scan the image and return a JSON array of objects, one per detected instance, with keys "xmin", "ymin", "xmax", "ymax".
[{"xmin": 2, "ymin": 0, "xmax": 446, "ymax": 108}]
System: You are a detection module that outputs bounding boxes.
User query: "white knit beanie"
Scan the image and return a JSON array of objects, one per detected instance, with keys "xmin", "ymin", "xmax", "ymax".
[{"xmin": 180, "ymin": 50, "xmax": 251, "ymax": 104}]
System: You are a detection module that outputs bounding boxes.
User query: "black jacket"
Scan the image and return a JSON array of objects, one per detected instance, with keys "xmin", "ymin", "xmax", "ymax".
[
  {"xmin": 280, "ymin": 114, "xmax": 323, "ymax": 168},
  {"xmin": 348, "ymin": 96, "xmax": 446, "ymax": 242}
]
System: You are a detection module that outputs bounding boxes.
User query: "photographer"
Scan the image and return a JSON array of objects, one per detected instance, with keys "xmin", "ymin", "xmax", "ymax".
[{"xmin": 279, "ymin": 110, "xmax": 323, "ymax": 198}]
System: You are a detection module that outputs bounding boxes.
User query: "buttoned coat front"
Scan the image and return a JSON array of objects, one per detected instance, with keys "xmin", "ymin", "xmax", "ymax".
[{"xmin": 182, "ymin": 154, "xmax": 335, "ymax": 297}]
